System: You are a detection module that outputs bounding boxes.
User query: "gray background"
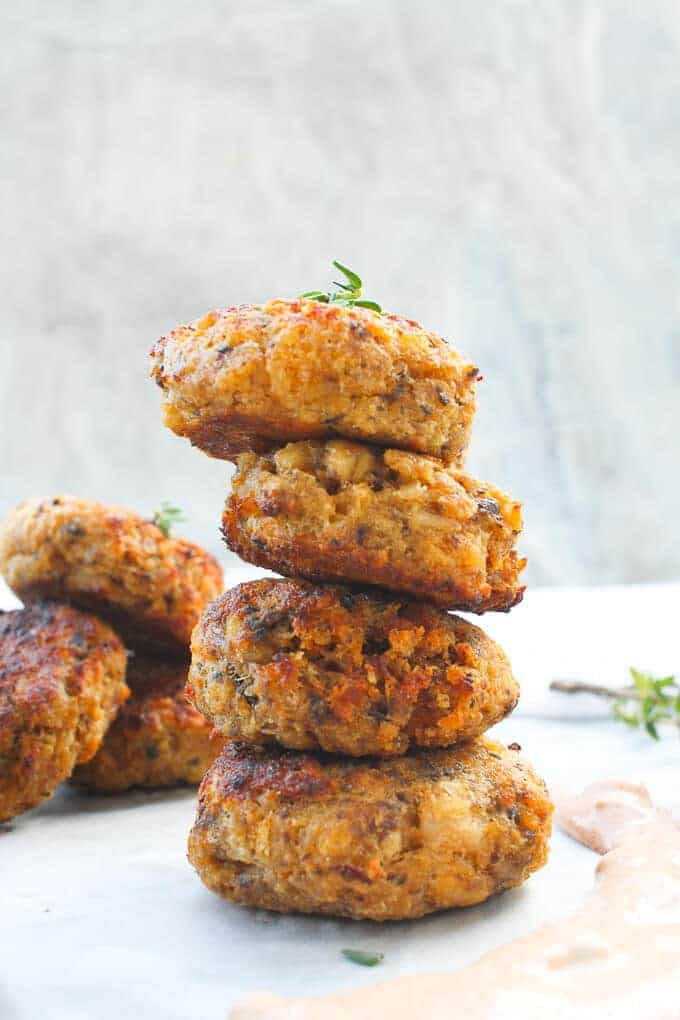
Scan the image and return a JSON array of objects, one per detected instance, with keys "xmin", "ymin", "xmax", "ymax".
[{"xmin": 2, "ymin": 0, "xmax": 679, "ymax": 586}]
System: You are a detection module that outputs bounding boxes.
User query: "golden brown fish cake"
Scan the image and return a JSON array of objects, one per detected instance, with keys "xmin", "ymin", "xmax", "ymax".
[
  {"xmin": 222, "ymin": 440, "xmax": 525, "ymax": 613},
  {"xmin": 188, "ymin": 739, "xmax": 552, "ymax": 921},
  {"xmin": 0, "ymin": 601, "xmax": 129, "ymax": 822},
  {"xmin": 0, "ymin": 497, "xmax": 223, "ymax": 652},
  {"xmin": 73, "ymin": 655, "xmax": 223, "ymax": 793},
  {"xmin": 189, "ymin": 579, "xmax": 519, "ymax": 757},
  {"xmin": 150, "ymin": 299, "xmax": 478, "ymax": 463}
]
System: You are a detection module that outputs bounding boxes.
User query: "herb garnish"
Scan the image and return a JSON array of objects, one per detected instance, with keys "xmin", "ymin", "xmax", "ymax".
[
  {"xmin": 550, "ymin": 668, "xmax": 680, "ymax": 740},
  {"xmin": 152, "ymin": 502, "xmax": 185, "ymax": 538},
  {"xmin": 341, "ymin": 948, "xmax": 384, "ymax": 967},
  {"xmin": 300, "ymin": 261, "xmax": 382, "ymax": 312}
]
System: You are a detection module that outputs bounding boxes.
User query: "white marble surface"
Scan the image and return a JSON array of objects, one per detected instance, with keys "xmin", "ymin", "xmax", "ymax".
[
  {"xmin": 2, "ymin": 577, "xmax": 679, "ymax": 1019},
  {"xmin": 2, "ymin": 1, "xmax": 680, "ymax": 586}
]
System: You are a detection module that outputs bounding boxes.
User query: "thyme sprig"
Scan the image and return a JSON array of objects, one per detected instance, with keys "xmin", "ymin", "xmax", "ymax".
[
  {"xmin": 551, "ymin": 668, "xmax": 680, "ymax": 740},
  {"xmin": 300, "ymin": 261, "xmax": 382, "ymax": 312},
  {"xmin": 152, "ymin": 502, "xmax": 186, "ymax": 538}
]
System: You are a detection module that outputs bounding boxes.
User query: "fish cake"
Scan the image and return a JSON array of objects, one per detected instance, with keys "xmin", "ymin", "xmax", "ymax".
[
  {"xmin": 222, "ymin": 440, "xmax": 525, "ymax": 613},
  {"xmin": 189, "ymin": 579, "xmax": 519, "ymax": 756},
  {"xmin": 150, "ymin": 300, "xmax": 478, "ymax": 463},
  {"xmin": 0, "ymin": 602, "xmax": 129, "ymax": 822},
  {"xmin": 73, "ymin": 655, "xmax": 223, "ymax": 793},
  {"xmin": 0, "ymin": 497, "xmax": 223, "ymax": 652},
  {"xmin": 188, "ymin": 739, "xmax": 552, "ymax": 921}
]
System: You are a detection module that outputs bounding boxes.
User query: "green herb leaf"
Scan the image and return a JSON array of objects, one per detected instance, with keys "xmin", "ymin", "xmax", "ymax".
[
  {"xmin": 612, "ymin": 703, "xmax": 639, "ymax": 727},
  {"xmin": 552, "ymin": 668, "xmax": 680, "ymax": 740},
  {"xmin": 353, "ymin": 299, "xmax": 383, "ymax": 311},
  {"xmin": 342, "ymin": 948, "xmax": 384, "ymax": 967},
  {"xmin": 152, "ymin": 502, "xmax": 185, "ymax": 538},
  {"xmin": 300, "ymin": 261, "xmax": 382, "ymax": 313},
  {"xmin": 332, "ymin": 261, "xmax": 362, "ymax": 291}
]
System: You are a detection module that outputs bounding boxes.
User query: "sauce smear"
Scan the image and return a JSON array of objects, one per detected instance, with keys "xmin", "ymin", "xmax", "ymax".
[{"xmin": 233, "ymin": 779, "xmax": 680, "ymax": 1020}]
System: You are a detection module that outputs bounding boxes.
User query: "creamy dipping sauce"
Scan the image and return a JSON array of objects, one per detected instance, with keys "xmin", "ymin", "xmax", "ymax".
[
  {"xmin": 232, "ymin": 780, "xmax": 680, "ymax": 1020},
  {"xmin": 556, "ymin": 777, "xmax": 657, "ymax": 853}
]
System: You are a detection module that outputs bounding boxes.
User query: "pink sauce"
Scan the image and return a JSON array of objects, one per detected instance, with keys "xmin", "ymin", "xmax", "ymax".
[
  {"xmin": 556, "ymin": 778, "xmax": 657, "ymax": 853},
  {"xmin": 232, "ymin": 780, "xmax": 680, "ymax": 1020}
]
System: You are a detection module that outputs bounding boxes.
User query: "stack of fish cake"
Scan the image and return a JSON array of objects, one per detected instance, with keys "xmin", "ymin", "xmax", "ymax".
[
  {"xmin": 0, "ymin": 496, "xmax": 224, "ymax": 819},
  {"xmin": 151, "ymin": 297, "xmax": 552, "ymax": 921}
]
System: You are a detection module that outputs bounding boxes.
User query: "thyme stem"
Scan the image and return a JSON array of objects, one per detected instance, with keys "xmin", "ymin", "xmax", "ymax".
[
  {"xmin": 551, "ymin": 669, "xmax": 680, "ymax": 740},
  {"xmin": 152, "ymin": 502, "xmax": 185, "ymax": 538},
  {"xmin": 550, "ymin": 680, "xmax": 632, "ymax": 700}
]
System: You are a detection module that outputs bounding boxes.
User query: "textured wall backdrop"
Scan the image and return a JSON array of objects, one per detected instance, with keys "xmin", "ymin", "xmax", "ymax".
[{"xmin": 2, "ymin": 0, "xmax": 679, "ymax": 585}]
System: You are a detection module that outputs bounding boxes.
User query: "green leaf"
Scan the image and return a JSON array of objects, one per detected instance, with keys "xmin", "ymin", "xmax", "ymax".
[
  {"xmin": 332, "ymin": 260, "xmax": 362, "ymax": 291},
  {"xmin": 630, "ymin": 667, "xmax": 650, "ymax": 696},
  {"xmin": 612, "ymin": 702, "xmax": 640, "ymax": 727},
  {"xmin": 654, "ymin": 676, "xmax": 676, "ymax": 691},
  {"xmin": 342, "ymin": 948, "xmax": 384, "ymax": 967},
  {"xmin": 641, "ymin": 694, "xmax": 656, "ymax": 717},
  {"xmin": 554, "ymin": 668, "xmax": 679, "ymax": 741},
  {"xmin": 645, "ymin": 720, "xmax": 660, "ymax": 740},
  {"xmin": 300, "ymin": 261, "xmax": 382, "ymax": 314},
  {"xmin": 612, "ymin": 668, "xmax": 679, "ymax": 739},
  {"xmin": 152, "ymin": 502, "xmax": 185, "ymax": 538}
]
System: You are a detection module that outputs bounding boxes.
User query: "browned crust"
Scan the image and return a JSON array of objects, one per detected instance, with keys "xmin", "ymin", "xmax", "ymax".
[
  {"xmin": 221, "ymin": 441, "xmax": 525, "ymax": 613},
  {"xmin": 189, "ymin": 579, "xmax": 519, "ymax": 756},
  {"xmin": 150, "ymin": 299, "xmax": 478, "ymax": 463},
  {"xmin": 0, "ymin": 497, "xmax": 223, "ymax": 652},
  {"xmin": 223, "ymin": 526, "xmax": 524, "ymax": 614},
  {"xmin": 185, "ymin": 413, "xmax": 328, "ymax": 459},
  {"xmin": 72, "ymin": 656, "xmax": 223, "ymax": 793},
  {"xmin": 208, "ymin": 742, "xmax": 335, "ymax": 802},
  {"xmin": 0, "ymin": 602, "xmax": 129, "ymax": 821},
  {"xmin": 188, "ymin": 739, "xmax": 552, "ymax": 921}
]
